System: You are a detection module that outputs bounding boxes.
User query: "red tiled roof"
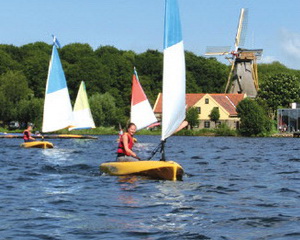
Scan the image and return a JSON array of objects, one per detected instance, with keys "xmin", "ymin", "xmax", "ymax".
[
  {"xmin": 153, "ymin": 93, "xmax": 245, "ymax": 116},
  {"xmin": 153, "ymin": 93, "xmax": 205, "ymax": 113}
]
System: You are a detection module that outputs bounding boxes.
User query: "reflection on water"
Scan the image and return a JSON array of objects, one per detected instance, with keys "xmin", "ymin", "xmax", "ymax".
[{"xmin": 41, "ymin": 148, "xmax": 74, "ymax": 163}]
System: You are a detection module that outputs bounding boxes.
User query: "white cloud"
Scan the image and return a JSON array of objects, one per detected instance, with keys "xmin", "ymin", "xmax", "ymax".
[
  {"xmin": 260, "ymin": 55, "xmax": 277, "ymax": 64},
  {"xmin": 281, "ymin": 28, "xmax": 300, "ymax": 60},
  {"xmin": 276, "ymin": 28, "xmax": 300, "ymax": 69}
]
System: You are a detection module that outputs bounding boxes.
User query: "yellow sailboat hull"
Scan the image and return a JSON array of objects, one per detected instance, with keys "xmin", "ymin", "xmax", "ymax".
[
  {"xmin": 20, "ymin": 141, "xmax": 54, "ymax": 149},
  {"xmin": 100, "ymin": 161, "xmax": 183, "ymax": 181}
]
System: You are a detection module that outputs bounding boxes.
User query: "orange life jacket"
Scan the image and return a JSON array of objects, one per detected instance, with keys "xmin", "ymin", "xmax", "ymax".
[
  {"xmin": 23, "ymin": 130, "xmax": 30, "ymax": 141},
  {"xmin": 117, "ymin": 133, "xmax": 134, "ymax": 156}
]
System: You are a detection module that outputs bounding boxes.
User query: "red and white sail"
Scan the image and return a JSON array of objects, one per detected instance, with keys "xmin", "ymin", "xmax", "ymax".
[{"xmin": 130, "ymin": 68, "xmax": 157, "ymax": 131}]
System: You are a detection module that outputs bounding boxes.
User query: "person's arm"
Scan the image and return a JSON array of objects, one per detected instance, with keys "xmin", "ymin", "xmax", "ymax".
[
  {"xmin": 29, "ymin": 132, "xmax": 35, "ymax": 140},
  {"xmin": 122, "ymin": 134, "xmax": 136, "ymax": 157}
]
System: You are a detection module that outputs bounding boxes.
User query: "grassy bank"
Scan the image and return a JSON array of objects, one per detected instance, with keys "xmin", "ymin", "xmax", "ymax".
[
  {"xmin": 3, "ymin": 126, "xmax": 282, "ymax": 137},
  {"xmin": 0, "ymin": 126, "xmax": 237, "ymax": 136}
]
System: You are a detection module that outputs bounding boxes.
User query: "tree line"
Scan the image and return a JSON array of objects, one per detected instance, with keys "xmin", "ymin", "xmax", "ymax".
[{"xmin": 0, "ymin": 42, "xmax": 299, "ymax": 133}]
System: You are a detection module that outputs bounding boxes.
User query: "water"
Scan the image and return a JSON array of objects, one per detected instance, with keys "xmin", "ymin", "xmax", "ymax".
[{"xmin": 0, "ymin": 136, "xmax": 299, "ymax": 240}]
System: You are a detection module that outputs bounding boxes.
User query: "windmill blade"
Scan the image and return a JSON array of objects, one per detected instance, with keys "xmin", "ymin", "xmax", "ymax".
[
  {"xmin": 235, "ymin": 8, "xmax": 248, "ymax": 50},
  {"xmin": 205, "ymin": 46, "xmax": 231, "ymax": 56},
  {"xmin": 225, "ymin": 60, "xmax": 236, "ymax": 93}
]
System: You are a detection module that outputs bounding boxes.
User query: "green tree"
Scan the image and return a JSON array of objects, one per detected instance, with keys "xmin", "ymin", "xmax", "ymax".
[
  {"xmin": 60, "ymin": 43, "xmax": 94, "ymax": 64},
  {"xmin": 0, "ymin": 49, "xmax": 21, "ymax": 75},
  {"xmin": 89, "ymin": 92, "xmax": 125, "ymax": 127},
  {"xmin": 0, "ymin": 71, "xmax": 33, "ymax": 122},
  {"xmin": 209, "ymin": 107, "xmax": 220, "ymax": 127},
  {"xmin": 258, "ymin": 73, "xmax": 300, "ymax": 118},
  {"xmin": 20, "ymin": 42, "xmax": 52, "ymax": 98},
  {"xmin": 186, "ymin": 107, "xmax": 199, "ymax": 129},
  {"xmin": 185, "ymin": 51, "xmax": 228, "ymax": 93},
  {"xmin": 18, "ymin": 98, "xmax": 44, "ymax": 128},
  {"xmin": 236, "ymin": 98, "xmax": 271, "ymax": 136},
  {"xmin": 0, "ymin": 71, "xmax": 32, "ymax": 104},
  {"xmin": 258, "ymin": 61, "xmax": 300, "ymax": 84}
]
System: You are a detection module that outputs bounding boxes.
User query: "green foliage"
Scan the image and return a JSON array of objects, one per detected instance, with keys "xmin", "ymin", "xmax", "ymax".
[
  {"xmin": 89, "ymin": 92, "xmax": 125, "ymax": 127},
  {"xmin": 185, "ymin": 52, "xmax": 228, "ymax": 93},
  {"xmin": 209, "ymin": 107, "xmax": 220, "ymax": 125},
  {"xmin": 215, "ymin": 123, "xmax": 237, "ymax": 136},
  {"xmin": 258, "ymin": 73, "xmax": 300, "ymax": 116},
  {"xmin": 175, "ymin": 127, "xmax": 237, "ymax": 136},
  {"xmin": 186, "ymin": 107, "xmax": 199, "ymax": 129},
  {"xmin": 58, "ymin": 126, "xmax": 118, "ymax": 135},
  {"xmin": 236, "ymin": 98, "xmax": 272, "ymax": 136},
  {"xmin": 1, "ymin": 42, "xmax": 298, "ymax": 132},
  {"xmin": 258, "ymin": 62, "xmax": 300, "ymax": 84},
  {"xmin": 0, "ymin": 71, "xmax": 33, "ymax": 122},
  {"xmin": 0, "ymin": 71, "xmax": 32, "ymax": 103},
  {"xmin": 18, "ymin": 98, "xmax": 44, "ymax": 128},
  {"xmin": 0, "ymin": 49, "xmax": 21, "ymax": 74}
]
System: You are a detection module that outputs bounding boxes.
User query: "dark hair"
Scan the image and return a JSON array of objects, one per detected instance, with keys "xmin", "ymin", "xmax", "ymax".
[{"xmin": 127, "ymin": 123, "xmax": 136, "ymax": 131}]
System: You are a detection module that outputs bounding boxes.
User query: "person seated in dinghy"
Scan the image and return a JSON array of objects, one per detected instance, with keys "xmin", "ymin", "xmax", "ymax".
[
  {"xmin": 117, "ymin": 123, "xmax": 140, "ymax": 162},
  {"xmin": 23, "ymin": 124, "xmax": 36, "ymax": 142}
]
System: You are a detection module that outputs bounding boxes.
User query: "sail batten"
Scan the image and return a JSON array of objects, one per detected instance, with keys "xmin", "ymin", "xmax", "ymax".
[
  {"xmin": 42, "ymin": 44, "xmax": 73, "ymax": 133},
  {"xmin": 162, "ymin": 0, "xmax": 186, "ymax": 140},
  {"xmin": 69, "ymin": 81, "xmax": 95, "ymax": 131},
  {"xmin": 131, "ymin": 68, "xmax": 157, "ymax": 130}
]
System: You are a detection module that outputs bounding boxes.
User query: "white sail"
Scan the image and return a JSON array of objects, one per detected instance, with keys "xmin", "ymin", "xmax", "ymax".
[
  {"xmin": 42, "ymin": 44, "xmax": 73, "ymax": 133},
  {"xmin": 69, "ymin": 81, "xmax": 96, "ymax": 131},
  {"xmin": 161, "ymin": 0, "xmax": 186, "ymax": 140},
  {"xmin": 130, "ymin": 68, "xmax": 157, "ymax": 130}
]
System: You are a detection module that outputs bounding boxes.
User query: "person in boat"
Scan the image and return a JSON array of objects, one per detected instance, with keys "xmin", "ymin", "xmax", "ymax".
[
  {"xmin": 23, "ymin": 124, "xmax": 35, "ymax": 142},
  {"xmin": 117, "ymin": 123, "xmax": 140, "ymax": 162}
]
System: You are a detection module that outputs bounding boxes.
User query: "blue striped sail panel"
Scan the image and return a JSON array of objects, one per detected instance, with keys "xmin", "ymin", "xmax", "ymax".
[
  {"xmin": 42, "ymin": 45, "xmax": 73, "ymax": 133},
  {"xmin": 162, "ymin": 0, "xmax": 186, "ymax": 140}
]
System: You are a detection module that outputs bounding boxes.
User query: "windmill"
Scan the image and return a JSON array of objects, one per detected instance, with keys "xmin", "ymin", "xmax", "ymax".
[{"xmin": 205, "ymin": 8, "xmax": 263, "ymax": 98}]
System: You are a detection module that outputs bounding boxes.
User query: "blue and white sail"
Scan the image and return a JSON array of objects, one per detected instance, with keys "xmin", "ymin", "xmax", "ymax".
[
  {"xmin": 161, "ymin": 0, "xmax": 186, "ymax": 140},
  {"xmin": 42, "ymin": 38, "xmax": 73, "ymax": 132}
]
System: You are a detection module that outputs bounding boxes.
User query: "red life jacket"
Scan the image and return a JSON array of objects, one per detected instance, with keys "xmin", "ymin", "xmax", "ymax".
[
  {"xmin": 117, "ymin": 133, "xmax": 134, "ymax": 156},
  {"xmin": 23, "ymin": 130, "xmax": 30, "ymax": 141}
]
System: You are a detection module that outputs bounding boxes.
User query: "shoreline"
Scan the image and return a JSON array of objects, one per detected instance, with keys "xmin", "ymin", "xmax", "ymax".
[{"xmin": 1, "ymin": 127, "xmax": 296, "ymax": 138}]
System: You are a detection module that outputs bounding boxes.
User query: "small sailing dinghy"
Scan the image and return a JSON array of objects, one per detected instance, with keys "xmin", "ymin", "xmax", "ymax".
[
  {"xmin": 20, "ymin": 141, "xmax": 53, "ymax": 149},
  {"xmin": 69, "ymin": 81, "xmax": 96, "ymax": 131},
  {"xmin": 21, "ymin": 36, "xmax": 73, "ymax": 149},
  {"xmin": 100, "ymin": 0, "xmax": 185, "ymax": 181},
  {"xmin": 116, "ymin": 67, "xmax": 157, "ymax": 143}
]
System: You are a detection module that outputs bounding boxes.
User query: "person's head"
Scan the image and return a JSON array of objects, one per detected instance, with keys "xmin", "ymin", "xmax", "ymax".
[
  {"xmin": 126, "ymin": 123, "xmax": 136, "ymax": 136},
  {"xmin": 27, "ymin": 124, "xmax": 33, "ymax": 131}
]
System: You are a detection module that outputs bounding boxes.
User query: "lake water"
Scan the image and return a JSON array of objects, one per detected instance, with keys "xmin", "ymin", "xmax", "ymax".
[{"xmin": 0, "ymin": 135, "xmax": 299, "ymax": 240}]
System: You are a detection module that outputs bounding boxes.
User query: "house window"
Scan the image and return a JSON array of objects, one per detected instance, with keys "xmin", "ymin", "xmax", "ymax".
[
  {"xmin": 205, "ymin": 98, "xmax": 209, "ymax": 104},
  {"xmin": 204, "ymin": 121, "xmax": 210, "ymax": 128},
  {"xmin": 197, "ymin": 107, "xmax": 201, "ymax": 114}
]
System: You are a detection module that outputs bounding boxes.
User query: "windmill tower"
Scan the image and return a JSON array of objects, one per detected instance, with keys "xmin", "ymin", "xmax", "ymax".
[{"xmin": 205, "ymin": 8, "xmax": 263, "ymax": 98}]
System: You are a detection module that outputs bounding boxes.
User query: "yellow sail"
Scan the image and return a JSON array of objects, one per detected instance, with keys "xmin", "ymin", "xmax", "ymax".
[{"xmin": 69, "ymin": 81, "xmax": 96, "ymax": 130}]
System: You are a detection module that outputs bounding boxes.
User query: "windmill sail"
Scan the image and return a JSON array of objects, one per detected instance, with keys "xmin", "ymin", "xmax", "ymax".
[
  {"xmin": 69, "ymin": 81, "xmax": 96, "ymax": 131},
  {"xmin": 131, "ymin": 68, "xmax": 157, "ymax": 130},
  {"xmin": 161, "ymin": 0, "xmax": 186, "ymax": 141},
  {"xmin": 42, "ymin": 44, "xmax": 73, "ymax": 132}
]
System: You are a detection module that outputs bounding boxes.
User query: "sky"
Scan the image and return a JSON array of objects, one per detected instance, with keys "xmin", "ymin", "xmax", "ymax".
[{"xmin": 1, "ymin": 0, "xmax": 300, "ymax": 69}]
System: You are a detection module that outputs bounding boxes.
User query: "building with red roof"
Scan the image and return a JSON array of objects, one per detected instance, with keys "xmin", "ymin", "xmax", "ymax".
[{"xmin": 153, "ymin": 93, "xmax": 246, "ymax": 129}]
